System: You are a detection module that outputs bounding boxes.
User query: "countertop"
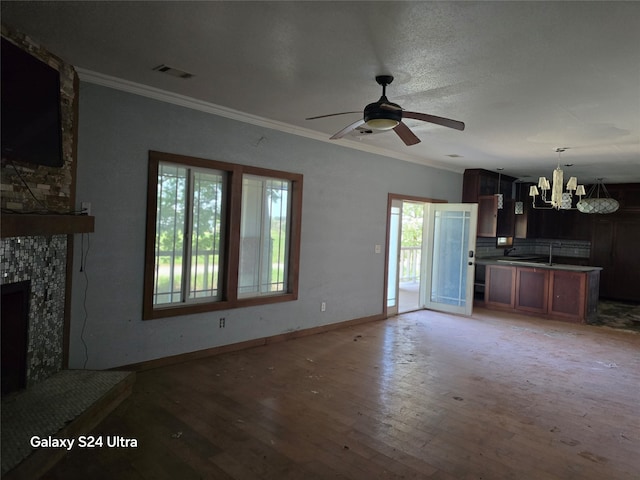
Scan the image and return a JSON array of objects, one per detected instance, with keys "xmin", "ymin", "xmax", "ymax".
[{"xmin": 475, "ymin": 257, "xmax": 602, "ymax": 272}]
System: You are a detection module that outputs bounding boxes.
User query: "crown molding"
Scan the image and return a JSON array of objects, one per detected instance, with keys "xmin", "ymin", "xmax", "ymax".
[{"xmin": 76, "ymin": 68, "xmax": 462, "ymax": 174}]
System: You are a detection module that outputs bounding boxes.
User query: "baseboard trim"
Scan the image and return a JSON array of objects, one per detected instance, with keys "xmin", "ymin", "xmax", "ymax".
[{"xmin": 117, "ymin": 313, "xmax": 386, "ymax": 372}]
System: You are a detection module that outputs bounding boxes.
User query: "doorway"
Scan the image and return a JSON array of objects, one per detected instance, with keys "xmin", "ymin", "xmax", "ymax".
[
  {"xmin": 386, "ymin": 195, "xmax": 477, "ymax": 317},
  {"xmin": 398, "ymin": 200, "xmax": 425, "ymax": 313}
]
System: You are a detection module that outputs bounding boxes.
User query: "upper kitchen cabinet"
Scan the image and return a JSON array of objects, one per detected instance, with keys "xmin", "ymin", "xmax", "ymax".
[
  {"xmin": 524, "ymin": 183, "xmax": 639, "ymax": 240},
  {"xmin": 526, "ymin": 208, "xmax": 592, "ymax": 240},
  {"xmin": 463, "ymin": 169, "xmax": 516, "ymax": 237},
  {"xmin": 606, "ymin": 183, "xmax": 640, "ymax": 211}
]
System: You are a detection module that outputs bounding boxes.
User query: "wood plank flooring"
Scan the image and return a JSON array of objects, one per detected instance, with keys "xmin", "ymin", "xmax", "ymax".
[{"xmin": 44, "ymin": 308, "xmax": 640, "ymax": 479}]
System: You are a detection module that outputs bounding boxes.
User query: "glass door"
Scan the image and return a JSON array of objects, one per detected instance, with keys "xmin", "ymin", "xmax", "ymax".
[{"xmin": 421, "ymin": 203, "xmax": 478, "ymax": 316}]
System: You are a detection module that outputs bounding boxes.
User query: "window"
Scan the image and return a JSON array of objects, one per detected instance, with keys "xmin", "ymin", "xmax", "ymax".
[
  {"xmin": 238, "ymin": 175, "xmax": 291, "ymax": 297},
  {"xmin": 153, "ymin": 163, "xmax": 224, "ymax": 305},
  {"xmin": 143, "ymin": 151, "xmax": 302, "ymax": 320}
]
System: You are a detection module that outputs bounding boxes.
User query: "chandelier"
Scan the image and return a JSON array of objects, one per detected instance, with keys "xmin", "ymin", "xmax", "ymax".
[
  {"xmin": 576, "ymin": 179, "xmax": 620, "ymax": 214},
  {"xmin": 529, "ymin": 148, "xmax": 586, "ymax": 210}
]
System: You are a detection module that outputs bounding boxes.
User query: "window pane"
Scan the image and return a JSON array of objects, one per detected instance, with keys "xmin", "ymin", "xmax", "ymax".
[
  {"xmin": 189, "ymin": 170, "xmax": 224, "ymax": 300},
  {"xmin": 238, "ymin": 175, "xmax": 290, "ymax": 297},
  {"xmin": 154, "ymin": 164, "xmax": 187, "ymax": 305},
  {"xmin": 430, "ymin": 210, "xmax": 470, "ymax": 307}
]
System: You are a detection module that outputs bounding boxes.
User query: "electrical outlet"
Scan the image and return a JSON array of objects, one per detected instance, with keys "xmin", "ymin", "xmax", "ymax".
[
  {"xmin": 321, "ymin": 302, "xmax": 326, "ymax": 312},
  {"xmin": 81, "ymin": 202, "xmax": 91, "ymax": 215},
  {"xmin": 219, "ymin": 317, "xmax": 225, "ymax": 328}
]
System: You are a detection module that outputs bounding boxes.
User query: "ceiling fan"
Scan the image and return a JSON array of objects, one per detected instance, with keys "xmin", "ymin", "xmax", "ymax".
[{"xmin": 306, "ymin": 75, "xmax": 465, "ymax": 146}]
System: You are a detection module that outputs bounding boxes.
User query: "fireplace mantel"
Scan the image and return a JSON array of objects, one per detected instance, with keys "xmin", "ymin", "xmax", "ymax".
[{"xmin": 1, "ymin": 214, "xmax": 94, "ymax": 238}]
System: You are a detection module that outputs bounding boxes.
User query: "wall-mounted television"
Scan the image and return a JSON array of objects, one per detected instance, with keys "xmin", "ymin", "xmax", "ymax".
[{"xmin": 1, "ymin": 37, "xmax": 63, "ymax": 168}]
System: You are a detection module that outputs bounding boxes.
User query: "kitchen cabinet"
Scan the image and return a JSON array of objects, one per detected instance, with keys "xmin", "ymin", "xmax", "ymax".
[
  {"xmin": 463, "ymin": 169, "xmax": 516, "ymax": 237},
  {"xmin": 515, "ymin": 267, "xmax": 548, "ymax": 314},
  {"xmin": 606, "ymin": 183, "xmax": 640, "ymax": 211},
  {"xmin": 590, "ymin": 213, "xmax": 640, "ymax": 301},
  {"xmin": 526, "ymin": 208, "xmax": 591, "ymax": 240},
  {"xmin": 548, "ymin": 270, "xmax": 589, "ymax": 322},
  {"xmin": 514, "ymin": 199, "xmax": 531, "ymax": 238},
  {"xmin": 477, "ymin": 195, "xmax": 498, "ymax": 237},
  {"xmin": 482, "ymin": 262, "xmax": 600, "ymax": 323},
  {"xmin": 485, "ymin": 265, "xmax": 515, "ymax": 308},
  {"xmin": 497, "ymin": 198, "xmax": 516, "ymax": 237}
]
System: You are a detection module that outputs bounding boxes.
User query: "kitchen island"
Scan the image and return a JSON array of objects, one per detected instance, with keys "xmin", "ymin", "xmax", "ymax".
[{"xmin": 476, "ymin": 258, "xmax": 602, "ymax": 323}]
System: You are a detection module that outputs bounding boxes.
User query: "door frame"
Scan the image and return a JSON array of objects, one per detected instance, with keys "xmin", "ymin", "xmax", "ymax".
[{"xmin": 383, "ymin": 193, "xmax": 447, "ymax": 318}]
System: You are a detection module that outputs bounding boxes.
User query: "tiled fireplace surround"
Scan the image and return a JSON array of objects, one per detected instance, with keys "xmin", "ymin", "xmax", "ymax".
[{"xmin": 1, "ymin": 236, "xmax": 68, "ymax": 386}]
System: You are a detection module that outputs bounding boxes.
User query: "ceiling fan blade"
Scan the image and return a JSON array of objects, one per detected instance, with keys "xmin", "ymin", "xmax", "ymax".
[
  {"xmin": 403, "ymin": 111, "xmax": 465, "ymax": 131},
  {"xmin": 330, "ymin": 119, "xmax": 366, "ymax": 140},
  {"xmin": 393, "ymin": 122, "xmax": 421, "ymax": 146},
  {"xmin": 305, "ymin": 111, "xmax": 361, "ymax": 120}
]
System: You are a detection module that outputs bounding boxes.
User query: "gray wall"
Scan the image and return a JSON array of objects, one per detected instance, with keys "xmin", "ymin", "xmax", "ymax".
[{"xmin": 70, "ymin": 82, "xmax": 463, "ymax": 369}]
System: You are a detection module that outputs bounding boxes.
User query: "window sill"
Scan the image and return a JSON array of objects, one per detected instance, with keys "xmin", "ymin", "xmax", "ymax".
[{"xmin": 143, "ymin": 292, "xmax": 298, "ymax": 320}]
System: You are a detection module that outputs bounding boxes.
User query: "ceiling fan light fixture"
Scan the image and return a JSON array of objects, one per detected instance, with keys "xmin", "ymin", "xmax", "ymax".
[{"xmin": 365, "ymin": 118, "xmax": 399, "ymax": 130}]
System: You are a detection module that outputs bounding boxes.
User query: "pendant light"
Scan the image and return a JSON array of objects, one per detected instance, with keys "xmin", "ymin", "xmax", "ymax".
[
  {"xmin": 495, "ymin": 169, "xmax": 504, "ymax": 210},
  {"xmin": 576, "ymin": 179, "xmax": 620, "ymax": 214}
]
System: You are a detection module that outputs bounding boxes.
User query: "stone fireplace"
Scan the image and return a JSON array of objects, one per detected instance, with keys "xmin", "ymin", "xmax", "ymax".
[
  {"xmin": 0, "ymin": 25, "xmax": 132, "ymax": 479},
  {"xmin": 1, "ymin": 25, "xmax": 86, "ymax": 393}
]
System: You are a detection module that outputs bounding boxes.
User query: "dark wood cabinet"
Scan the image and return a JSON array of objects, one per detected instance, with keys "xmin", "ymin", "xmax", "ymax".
[
  {"xmin": 477, "ymin": 195, "xmax": 498, "ymax": 237},
  {"xmin": 485, "ymin": 265, "xmax": 515, "ymax": 308},
  {"xmin": 606, "ymin": 183, "xmax": 640, "ymax": 211},
  {"xmin": 548, "ymin": 270, "xmax": 587, "ymax": 322},
  {"xmin": 526, "ymin": 208, "xmax": 591, "ymax": 240},
  {"xmin": 514, "ymin": 199, "xmax": 531, "ymax": 238},
  {"xmin": 497, "ymin": 198, "xmax": 516, "ymax": 237},
  {"xmin": 463, "ymin": 170, "xmax": 516, "ymax": 238},
  {"xmin": 515, "ymin": 267, "xmax": 548, "ymax": 314},
  {"xmin": 483, "ymin": 263, "xmax": 600, "ymax": 323},
  {"xmin": 590, "ymin": 213, "xmax": 640, "ymax": 301}
]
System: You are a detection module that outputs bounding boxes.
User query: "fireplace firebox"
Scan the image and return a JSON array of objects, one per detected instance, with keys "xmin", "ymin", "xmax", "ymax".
[{"xmin": 1, "ymin": 280, "xmax": 31, "ymax": 395}]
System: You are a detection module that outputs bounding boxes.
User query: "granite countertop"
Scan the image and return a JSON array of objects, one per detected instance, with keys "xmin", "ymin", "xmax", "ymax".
[{"xmin": 476, "ymin": 257, "xmax": 602, "ymax": 272}]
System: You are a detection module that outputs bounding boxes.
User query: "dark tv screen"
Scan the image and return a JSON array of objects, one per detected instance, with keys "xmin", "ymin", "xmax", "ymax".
[{"xmin": 1, "ymin": 37, "xmax": 63, "ymax": 168}]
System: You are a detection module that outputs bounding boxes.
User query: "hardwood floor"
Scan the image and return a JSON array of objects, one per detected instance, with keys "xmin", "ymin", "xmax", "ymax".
[{"xmin": 45, "ymin": 308, "xmax": 640, "ymax": 479}]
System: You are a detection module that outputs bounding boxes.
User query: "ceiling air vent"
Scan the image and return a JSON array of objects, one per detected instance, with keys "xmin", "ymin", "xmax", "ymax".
[{"xmin": 152, "ymin": 64, "xmax": 194, "ymax": 79}]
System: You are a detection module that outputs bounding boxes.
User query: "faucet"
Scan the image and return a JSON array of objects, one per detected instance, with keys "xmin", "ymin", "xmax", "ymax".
[
  {"xmin": 549, "ymin": 242, "xmax": 561, "ymax": 265},
  {"xmin": 504, "ymin": 247, "xmax": 516, "ymax": 256}
]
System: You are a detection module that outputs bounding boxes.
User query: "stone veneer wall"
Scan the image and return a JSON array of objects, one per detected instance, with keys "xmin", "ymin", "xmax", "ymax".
[
  {"xmin": 1, "ymin": 236, "xmax": 68, "ymax": 385},
  {"xmin": 0, "ymin": 24, "xmax": 76, "ymax": 212}
]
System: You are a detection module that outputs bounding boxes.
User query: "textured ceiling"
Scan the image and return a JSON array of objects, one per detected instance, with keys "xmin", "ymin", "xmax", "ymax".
[{"xmin": 2, "ymin": 1, "xmax": 639, "ymax": 183}]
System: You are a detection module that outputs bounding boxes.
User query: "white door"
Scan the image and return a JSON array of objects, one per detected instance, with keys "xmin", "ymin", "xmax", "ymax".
[{"xmin": 421, "ymin": 203, "xmax": 478, "ymax": 316}]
